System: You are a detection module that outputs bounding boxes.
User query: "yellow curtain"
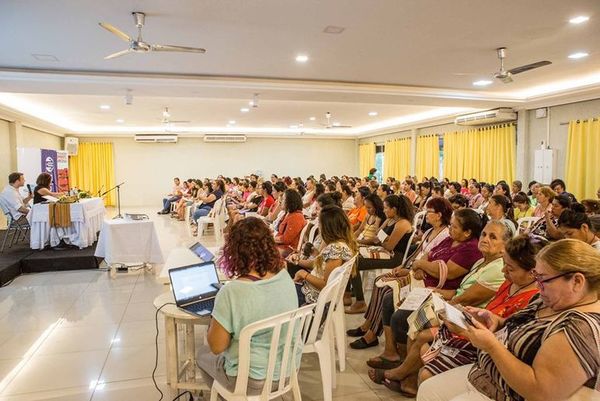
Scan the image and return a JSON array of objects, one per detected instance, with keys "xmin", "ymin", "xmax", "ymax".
[
  {"xmin": 565, "ymin": 118, "xmax": 600, "ymax": 200},
  {"xmin": 415, "ymin": 135, "xmax": 440, "ymax": 180},
  {"xmin": 68, "ymin": 142, "xmax": 116, "ymax": 206},
  {"xmin": 383, "ymin": 138, "xmax": 410, "ymax": 180},
  {"xmin": 359, "ymin": 143, "xmax": 376, "ymax": 177},
  {"xmin": 443, "ymin": 124, "xmax": 515, "ymax": 183}
]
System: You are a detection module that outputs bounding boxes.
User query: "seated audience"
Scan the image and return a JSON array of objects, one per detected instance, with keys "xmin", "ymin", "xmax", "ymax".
[
  {"xmin": 158, "ymin": 177, "xmax": 183, "ymax": 214},
  {"xmin": 478, "ymin": 184, "xmax": 494, "ymax": 212},
  {"xmin": 346, "ymin": 197, "xmax": 452, "ymax": 350},
  {"xmin": 494, "ymin": 182, "xmax": 510, "ymax": 198},
  {"xmin": 293, "ymin": 205, "xmax": 357, "ymax": 305},
  {"xmin": 417, "ymin": 239, "xmax": 600, "ymax": 401},
  {"xmin": 305, "ymin": 183, "xmax": 325, "ymax": 218},
  {"xmin": 265, "ymin": 181, "xmax": 287, "ymax": 223},
  {"xmin": 486, "ymin": 195, "xmax": 516, "ymax": 236},
  {"xmin": 532, "ymin": 186, "xmax": 555, "ymax": 217},
  {"xmin": 550, "ymin": 178, "xmax": 577, "ymax": 203},
  {"xmin": 468, "ymin": 182, "xmax": 484, "ymax": 209},
  {"xmin": 197, "ymin": 217, "xmax": 298, "ymax": 392},
  {"xmin": 341, "ymin": 184, "xmax": 355, "ymax": 211},
  {"xmin": 512, "ymin": 192, "xmax": 533, "ymax": 221},
  {"xmin": 257, "ymin": 181, "xmax": 275, "ymax": 217},
  {"xmin": 448, "ymin": 194, "xmax": 469, "ymax": 210},
  {"xmin": 302, "ymin": 178, "xmax": 316, "ymax": 208},
  {"xmin": 403, "ymin": 179, "xmax": 418, "ymax": 204},
  {"xmin": 32, "ymin": 172, "xmax": 64, "ymax": 204},
  {"xmin": 346, "ymin": 195, "xmax": 415, "ymax": 314},
  {"xmin": 416, "ymin": 182, "xmax": 432, "ymax": 211},
  {"xmin": 274, "ymin": 189, "xmax": 306, "ymax": 253},
  {"xmin": 460, "ymin": 179, "xmax": 470, "ymax": 196},
  {"xmin": 581, "ymin": 198, "xmax": 600, "ymax": 216},
  {"xmin": 510, "ymin": 180, "xmax": 522, "ymax": 199},
  {"xmin": 0, "ymin": 172, "xmax": 33, "ymax": 222},
  {"xmin": 348, "ymin": 186, "xmax": 370, "ymax": 232},
  {"xmin": 558, "ymin": 209, "xmax": 600, "ymax": 250},
  {"xmin": 192, "ymin": 179, "xmax": 225, "ymax": 227},
  {"xmin": 369, "ymin": 221, "xmax": 509, "ymax": 396}
]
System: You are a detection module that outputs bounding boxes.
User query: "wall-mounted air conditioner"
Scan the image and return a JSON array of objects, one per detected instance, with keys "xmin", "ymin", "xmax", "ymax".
[
  {"xmin": 455, "ymin": 108, "xmax": 517, "ymax": 126},
  {"xmin": 134, "ymin": 134, "xmax": 178, "ymax": 143},
  {"xmin": 203, "ymin": 134, "xmax": 247, "ymax": 143}
]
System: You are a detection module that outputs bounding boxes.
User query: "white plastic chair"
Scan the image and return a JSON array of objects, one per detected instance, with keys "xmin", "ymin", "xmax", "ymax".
[
  {"xmin": 295, "ymin": 221, "xmax": 311, "ymax": 253},
  {"xmin": 412, "ymin": 210, "xmax": 427, "ymax": 231},
  {"xmin": 197, "ymin": 198, "xmax": 224, "ymax": 237},
  {"xmin": 516, "ymin": 217, "xmax": 540, "ymax": 236},
  {"xmin": 301, "ymin": 268, "xmax": 347, "ymax": 401},
  {"xmin": 210, "ymin": 304, "xmax": 316, "ymax": 401},
  {"xmin": 330, "ymin": 256, "xmax": 357, "ymax": 373}
]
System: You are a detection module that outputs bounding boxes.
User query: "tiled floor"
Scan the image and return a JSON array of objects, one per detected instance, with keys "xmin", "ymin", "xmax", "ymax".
[{"xmin": 0, "ymin": 208, "xmax": 411, "ymax": 401}]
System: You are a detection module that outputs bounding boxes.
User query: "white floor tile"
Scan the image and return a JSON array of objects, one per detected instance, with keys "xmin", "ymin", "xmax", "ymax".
[
  {"xmin": 35, "ymin": 325, "xmax": 119, "ymax": 356},
  {"xmin": 0, "ymin": 386, "xmax": 93, "ymax": 401},
  {"xmin": 99, "ymin": 345, "xmax": 165, "ymax": 382},
  {"xmin": 89, "ymin": 376, "xmax": 178, "ymax": 401}
]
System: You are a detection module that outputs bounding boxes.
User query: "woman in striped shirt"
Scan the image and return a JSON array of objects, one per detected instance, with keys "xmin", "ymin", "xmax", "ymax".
[{"xmin": 417, "ymin": 239, "xmax": 600, "ymax": 401}]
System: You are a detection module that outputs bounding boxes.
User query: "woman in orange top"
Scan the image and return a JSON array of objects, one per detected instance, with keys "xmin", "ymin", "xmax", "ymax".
[
  {"xmin": 348, "ymin": 186, "xmax": 371, "ymax": 232},
  {"xmin": 275, "ymin": 189, "xmax": 307, "ymax": 254}
]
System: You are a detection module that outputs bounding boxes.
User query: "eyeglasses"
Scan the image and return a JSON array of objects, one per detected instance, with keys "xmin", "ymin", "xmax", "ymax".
[{"xmin": 530, "ymin": 270, "xmax": 572, "ymax": 290}]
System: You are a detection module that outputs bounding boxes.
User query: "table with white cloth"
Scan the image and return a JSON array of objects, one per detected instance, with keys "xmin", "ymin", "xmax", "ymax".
[
  {"xmin": 94, "ymin": 218, "xmax": 164, "ymax": 270},
  {"xmin": 28, "ymin": 197, "xmax": 106, "ymax": 250}
]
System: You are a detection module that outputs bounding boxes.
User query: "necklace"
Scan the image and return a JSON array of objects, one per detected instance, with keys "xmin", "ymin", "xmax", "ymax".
[
  {"xmin": 507, "ymin": 280, "xmax": 536, "ymax": 299},
  {"xmin": 537, "ymin": 298, "xmax": 599, "ymax": 319}
]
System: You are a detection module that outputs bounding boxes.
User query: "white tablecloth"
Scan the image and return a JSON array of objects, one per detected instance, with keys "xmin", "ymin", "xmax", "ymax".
[
  {"xmin": 28, "ymin": 198, "xmax": 106, "ymax": 250},
  {"xmin": 94, "ymin": 219, "xmax": 164, "ymax": 265}
]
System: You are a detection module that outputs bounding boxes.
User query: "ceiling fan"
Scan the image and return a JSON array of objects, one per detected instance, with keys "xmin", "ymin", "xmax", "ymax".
[
  {"xmin": 492, "ymin": 47, "xmax": 551, "ymax": 84},
  {"xmin": 99, "ymin": 12, "xmax": 206, "ymax": 60},
  {"xmin": 320, "ymin": 112, "xmax": 352, "ymax": 129},
  {"xmin": 160, "ymin": 107, "xmax": 190, "ymax": 124}
]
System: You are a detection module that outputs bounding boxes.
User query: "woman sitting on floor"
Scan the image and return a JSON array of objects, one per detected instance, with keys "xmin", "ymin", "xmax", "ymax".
[
  {"xmin": 293, "ymin": 205, "xmax": 357, "ymax": 306},
  {"xmin": 346, "ymin": 197, "xmax": 452, "ymax": 349},
  {"xmin": 417, "ymin": 239, "xmax": 600, "ymax": 401},
  {"xmin": 345, "ymin": 194, "xmax": 415, "ymax": 314},
  {"xmin": 197, "ymin": 217, "xmax": 299, "ymax": 393}
]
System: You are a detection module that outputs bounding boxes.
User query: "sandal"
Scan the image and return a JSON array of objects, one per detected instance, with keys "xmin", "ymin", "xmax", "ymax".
[
  {"xmin": 367, "ymin": 368, "xmax": 387, "ymax": 385},
  {"xmin": 383, "ymin": 378, "xmax": 417, "ymax": 397},
  {"xmin": 345, "ymin": 303, "xmax": 367, "ymax": 314},
  {"xmin": 346, "ymin": 327, "xmax": 367, "ymax": 337},
  {"xmin": 366, "ymin": 356, "xmax": 402, "ymax": 370},
  {"xmin": 349, "ymin": 337, "xmax": 379, "ymax": 349}
]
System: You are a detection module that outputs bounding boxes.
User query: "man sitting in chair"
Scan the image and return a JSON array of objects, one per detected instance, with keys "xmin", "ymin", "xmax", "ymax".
[{"xmin": 0, "ymin": 172, "xmax": 33, "ymax": 224}]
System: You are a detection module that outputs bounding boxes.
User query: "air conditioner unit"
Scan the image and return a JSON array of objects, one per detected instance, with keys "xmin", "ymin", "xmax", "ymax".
[
  {"xmin": 455, "ymin": 108, "xmax": 517, "ymax": 126},
  {"xmin": 64, "ymin": 137, "xmax": 79, "ymax": 156},
  {"xmin": 203, "ymin": 134, "xmax": 247, "ymax": 143},
  {"xmin": 134, "ymin": 134, "xmax": 178, "ymax": 143}
]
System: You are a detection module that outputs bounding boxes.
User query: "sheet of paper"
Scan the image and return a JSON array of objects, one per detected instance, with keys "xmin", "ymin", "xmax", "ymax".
[
  {"xmin": 398, "ymin": 287, "xmax": 433, "ymax": 310},
  {"xmin": 377, "ymin": 229, "xmax": 389, "ymax": 243},
  {"xmin": 43, "ymin": 195, "xmax": 58, "ymax": 202}
]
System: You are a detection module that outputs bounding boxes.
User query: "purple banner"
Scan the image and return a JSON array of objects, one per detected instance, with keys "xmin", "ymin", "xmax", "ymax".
[{"xmin": 40, "ymin": 149, "xmax": 58, "ymax": 192}]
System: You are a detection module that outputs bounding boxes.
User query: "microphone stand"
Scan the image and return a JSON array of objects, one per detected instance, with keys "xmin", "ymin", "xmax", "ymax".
[{"xmin": 101, "ymin": 182, "xmax": 125, "ymax": 219}]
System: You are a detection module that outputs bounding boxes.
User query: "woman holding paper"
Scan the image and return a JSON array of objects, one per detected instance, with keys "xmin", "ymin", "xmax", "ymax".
[
  {"xmin": 418, "ymin": 239, "xmax": 600, "ymax": 401},
  {"xmin": 33, "ymin": 172, "xmax": 65, "ymax": 204}
]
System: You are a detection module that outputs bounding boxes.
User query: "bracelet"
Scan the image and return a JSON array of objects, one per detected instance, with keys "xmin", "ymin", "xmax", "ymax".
[{"xmin": 303, "ymin": 271, "xmax": 310, "ymax": 280}]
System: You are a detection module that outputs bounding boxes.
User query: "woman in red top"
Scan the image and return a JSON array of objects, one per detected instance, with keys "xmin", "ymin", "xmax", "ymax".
[
  {"xmin": 417, "ymin": 234, "xmax": 545, "ymax": 384},
  {"xmin": 257, "ymin": 181, "xmax": 275, "ymax": 216},
  {"xmin": 275, "ymin": 189, "xmax": 306, "ymax": 255}
]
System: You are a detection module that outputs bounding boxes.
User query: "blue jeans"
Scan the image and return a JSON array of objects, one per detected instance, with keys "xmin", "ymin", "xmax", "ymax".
[
  {"xmin": 193, "ymin": 205, "xmax": 212, "ymax": 222},
  {"xmin": 162, "ymin": 196, "xmax": 181, "ymax": 212}
]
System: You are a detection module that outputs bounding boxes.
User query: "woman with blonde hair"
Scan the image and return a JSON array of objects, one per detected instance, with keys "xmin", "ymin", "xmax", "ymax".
[{"xmin": 418, "ymin": 239, "xmax": 600, "ymax": 401}]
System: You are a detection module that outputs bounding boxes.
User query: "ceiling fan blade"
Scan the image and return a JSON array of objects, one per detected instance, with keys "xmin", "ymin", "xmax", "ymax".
[
  {"xmin": 151, "ymin": 44, "xmax": 206, "ymax": 53},
  {"xmin": 104, "ymin": 49, "xmax": 132, "ymax": 60},
  {"xmin": 508, "ymin": 60, "xmax": 551, "ymax": 75},
  {"xmin": 99, "ymin": 22, "xmax": 132, "ymax": 42}
]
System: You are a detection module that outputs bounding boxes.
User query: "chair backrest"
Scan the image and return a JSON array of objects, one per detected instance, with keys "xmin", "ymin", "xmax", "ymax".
[
  {"xmin": 412, "ymin": 210, "xmax": 426, "ymax": 230},
  {"xmin": 295, "ymin": 221, "xmax": 313, "ymax": 252},
  {"xmin": 308, "ymin": 223, "xmax": 319, "ymax": 243},
  {"xmin": 400, "ymin": 230, "xmax": 417, "ymax": 266},
  {"xmin": 331, "ymin": 255, "xmax": 357, "ymax": 310},
  {"xmin": 516, "ymin": 217, "xmax": 539, "ymax": 237},
  {"xmin": 0, "ymin": 197, "xmax": 15, "ymax": 224},
  {"xmin": 234, "ymin": 303, "xmax": 316, "ymax": 398},
  {"xmin": 208, "ymin": 198, "xmax": 224, "ymax": 218},
  {"xmin": 303, "ymin": 270, "xmax": 345, "ymax": 346}
]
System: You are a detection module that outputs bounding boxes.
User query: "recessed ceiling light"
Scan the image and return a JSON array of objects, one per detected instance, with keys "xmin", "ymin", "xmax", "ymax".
[
  {"xmin": 115, "ymin": 119, "xmax": 124, "ymax": 123},
  {"xmin": 323, "ymin": 25, "xmax": 345, "ymax": 34},
  {"xmin": 295, "ymin": 54, "xmax": 309, "ymax": 63},
  {"xmin": 568, "ymin": 52, "xmax": 589, "ymax": 59},
  {"xmin": 31, "ymin": 54, "xmax": 59, "ymax": 62},
  {"xmin": 569, "ymin": 15, "xmax": 589, "ymax": 24},
  {"xmin": 368, "ymin": 111, "xmax": 378, "ymax": 116},
  {"xmin": 309, "ymin": 116, "xmax": 316, "ymax": 121},
  {"xmin": 473, "ymin": 80, "xmax": 493, "ymax": 86},
  {"xmin": 228, "ymin": 120, "xmax": 236, "ymax": 124},
  {"xmin": 240, "ymin": 107, "xmax": 250, "ymax": 113},
  {"xmin": 99, "ymin": 104, "xmax": 110, "ymax": 110}
]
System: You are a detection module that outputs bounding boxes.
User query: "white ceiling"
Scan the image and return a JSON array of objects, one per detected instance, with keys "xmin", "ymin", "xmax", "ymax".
[{"xmin": 0, "ymin": 0, "xmax": 599, "ymax": 137}]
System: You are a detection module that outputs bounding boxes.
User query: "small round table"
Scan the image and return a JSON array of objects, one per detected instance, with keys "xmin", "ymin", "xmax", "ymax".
[{"xmin": 153, "ymin": 292, "xmax": 211, "ymax": 391}]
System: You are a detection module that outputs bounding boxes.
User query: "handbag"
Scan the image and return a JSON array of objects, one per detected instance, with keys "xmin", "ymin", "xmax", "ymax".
[{"xmin": 359, "ymin": 245, "xmax": 392, "ymax": 259}]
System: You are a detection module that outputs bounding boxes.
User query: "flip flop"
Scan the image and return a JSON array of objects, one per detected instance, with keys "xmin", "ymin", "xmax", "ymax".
[
  {"xmin": 383, "ymin": 378, "xmax": 417, "ymax": 398},
  {"xmin": 367, "ymin": 368, "xmax": 387, "ymax": 385},
  {"xmin": 366, "ymin": 356, "xmax": 402, "ymax": 369}
]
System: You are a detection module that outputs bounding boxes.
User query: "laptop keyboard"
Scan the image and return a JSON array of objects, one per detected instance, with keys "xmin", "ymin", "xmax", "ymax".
[{"xmin": 186, "ymin": 299, "xmax": 214, "ymax": 314}]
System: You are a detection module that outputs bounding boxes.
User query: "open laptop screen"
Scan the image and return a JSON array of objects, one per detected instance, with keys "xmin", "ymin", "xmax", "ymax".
[
  {"xmin": 169, "ymin": 262, "xmax": 219, "ymax": 305},
  {"xmin": 189, "ymin": 242, "xmax": 215, "ymax": 262}
]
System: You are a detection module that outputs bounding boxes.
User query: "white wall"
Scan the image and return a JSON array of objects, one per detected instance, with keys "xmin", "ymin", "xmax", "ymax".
[
  {"xmin": 20, "ymin": 126, "xmax": 63, "ymax": 150},
  {"xmin": 78, "ymin": 136, "xmax": 358, "ymax": 207}
]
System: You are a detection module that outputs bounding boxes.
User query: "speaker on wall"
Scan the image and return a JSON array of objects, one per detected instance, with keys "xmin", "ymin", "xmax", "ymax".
[{"xmin": 65, "ymin": 137, "xmax": 79, "ymax": 156}]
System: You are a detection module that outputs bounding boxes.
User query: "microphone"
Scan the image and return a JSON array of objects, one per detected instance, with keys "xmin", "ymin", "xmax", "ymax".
[{"xmin": 26, "ymin": 184, "xmax": 32, "ymax": 195}]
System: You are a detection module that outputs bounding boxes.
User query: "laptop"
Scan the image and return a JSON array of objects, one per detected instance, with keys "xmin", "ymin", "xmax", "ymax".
[
  {"xmin": 169, "ymin": 262, "xmax": 222, "ymax": 316},
  {"xmin": 189, "ymin": 242, "xmax": 215, "ymax": 262}
]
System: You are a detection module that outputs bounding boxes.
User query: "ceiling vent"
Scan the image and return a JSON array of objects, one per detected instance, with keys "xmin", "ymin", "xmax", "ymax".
[
  {"xmin": 203, "ymin": 134, "xmax": 247, "ymax": 143},
  {"xmin": 134, "ymin": 134, "xmax": 178, "ymax": 143},
  {"xmin": 455, "ymin": 108, "xmax": 517, "ymax": 126}
]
